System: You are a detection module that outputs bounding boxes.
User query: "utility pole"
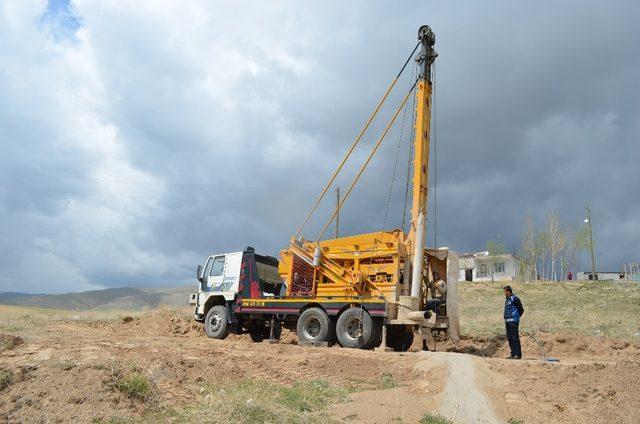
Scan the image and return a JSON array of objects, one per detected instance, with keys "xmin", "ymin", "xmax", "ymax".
[
  {"xmin": 334, "ymin": 187, "xmax": 340, "ymax": 238},
  {"xmin": 586, "ymin": 206, "xmax": 596, "ymax": 280}
]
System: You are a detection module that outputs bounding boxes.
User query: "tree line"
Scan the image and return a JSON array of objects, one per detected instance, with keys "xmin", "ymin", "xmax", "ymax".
[{"xmin": 519, "ymin": 212, "xmax": 590, "ymax": 282}]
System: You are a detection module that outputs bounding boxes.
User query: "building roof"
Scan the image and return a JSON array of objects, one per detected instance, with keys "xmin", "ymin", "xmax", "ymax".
[{"xmin": 459, "ymin": 251, "xmax": 516, "ymax": 260}]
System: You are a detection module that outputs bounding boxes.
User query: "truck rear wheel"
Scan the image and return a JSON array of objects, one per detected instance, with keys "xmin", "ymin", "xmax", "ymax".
[
  {"xmin": 336, "ymin": 307, "xmax": 380, "ymax": 349},
  {"xmin": 204, "ymin": 305, "xmax": 230, "ymax": 339},
  {"xmin": 297, "ymin": 307, "xmax": 333, "ymax": 343}
]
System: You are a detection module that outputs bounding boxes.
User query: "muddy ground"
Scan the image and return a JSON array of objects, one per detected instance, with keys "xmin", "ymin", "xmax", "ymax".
[{"xmin": 1, "ymin": 309, "xmax": 639, "ymax": 423}]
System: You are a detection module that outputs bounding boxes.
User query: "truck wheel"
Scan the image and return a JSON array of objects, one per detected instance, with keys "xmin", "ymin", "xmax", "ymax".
[
  {"xmin": 336, "ymin": 307, "xmax": 377, "ymax": 349},
  {"xmin": 363, "ymin": 318, "xmax": 383, "ymax": 349},
  {"xmin": 297, "ymin": 307, "xmax": 333, "ymax": 343},
  {"xmin": 204, "ymin": 305, "xmax": 230, "ymax": 339}
]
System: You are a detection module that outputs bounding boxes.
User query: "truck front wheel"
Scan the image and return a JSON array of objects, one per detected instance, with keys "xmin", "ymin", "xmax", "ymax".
[
  {"xmin": 204, "ymin": 305, "xmax": 230, "ymax": 339},
  {"xmin": 297, "ymin": 307, "xmax": 333, "ymax": 344}
]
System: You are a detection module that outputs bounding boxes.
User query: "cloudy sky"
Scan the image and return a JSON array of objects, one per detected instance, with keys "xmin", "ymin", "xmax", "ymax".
[{"xmin": 1, "ymin": 0, "xmax": 638, "ymax": 293}]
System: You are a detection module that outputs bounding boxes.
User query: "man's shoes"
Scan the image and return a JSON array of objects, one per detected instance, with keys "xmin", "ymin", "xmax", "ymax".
[
  {"xmin": 515, "ymin": 356, "xmax": 522, "ymax": 360},
  {"xmin": 506, "ymin": 356, "xmax": 516, "ymax": 359}
]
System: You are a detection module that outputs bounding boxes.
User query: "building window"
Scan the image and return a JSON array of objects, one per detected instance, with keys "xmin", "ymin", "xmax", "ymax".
[
  {"xmin": 479, "ymin": 264, "xmax": 488, "ymax": 277},
  {"xmin": 495, "ymin": 262, "xmax": 505, "ymax": 273}
]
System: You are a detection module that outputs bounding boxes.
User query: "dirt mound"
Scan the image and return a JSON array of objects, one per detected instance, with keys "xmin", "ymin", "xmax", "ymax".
[
  {"xmin": 0, "ymin": 334, "xmax": 23, "ymax": 352},
  {"xmin": 488, "ymin": 358, "xmax": 640, "ymax": 423},
  {"xmin": 112, "ymin": 310, "xmax": 204, "ymax": 337}
]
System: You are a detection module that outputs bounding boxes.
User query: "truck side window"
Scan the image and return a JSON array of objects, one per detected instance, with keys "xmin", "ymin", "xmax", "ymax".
[{"xmin": 210, "ymin": 256, "xmax": 225, "ymax": 277}]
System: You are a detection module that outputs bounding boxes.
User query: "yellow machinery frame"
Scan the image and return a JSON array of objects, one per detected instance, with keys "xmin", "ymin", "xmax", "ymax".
[{"xmin": 278, "ymin": 25, "xmax": 438, "ymax": 323}]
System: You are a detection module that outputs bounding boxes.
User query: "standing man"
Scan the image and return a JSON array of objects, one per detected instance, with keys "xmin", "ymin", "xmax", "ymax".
[{"xmin": 503, "ymin": 285, "xmax": 524, "ymax": 359}]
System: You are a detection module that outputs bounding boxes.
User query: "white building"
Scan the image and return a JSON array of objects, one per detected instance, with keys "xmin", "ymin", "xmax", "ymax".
[
  {"xmin": 459, "ymin": 251, "xmax": 519, "ymax": 282},
  {"xmin": 576, "ymin": 271, "xmax": 625, "ymax": 281}
]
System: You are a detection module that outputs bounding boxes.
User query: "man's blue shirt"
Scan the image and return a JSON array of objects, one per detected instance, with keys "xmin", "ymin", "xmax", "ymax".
[{"xmin": 504, "ymin": 294, "xmax": 523, "ymax": 322}]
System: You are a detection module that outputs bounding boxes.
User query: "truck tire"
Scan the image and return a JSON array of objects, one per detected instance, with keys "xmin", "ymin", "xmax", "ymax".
[
  {"xmin": 363, "ymin": 318, "xmax": 383, "ymax": 349},
  {"xmin": 336, "ymin": 307, "xmax": 378, "ymax": 349},
  {"xmin": 204, "ymin": 305, "xmax": 230, "ymax": 339},
  {"xmin": 297, "ymin": 307, "xmax": 333, "ymax": 343}
]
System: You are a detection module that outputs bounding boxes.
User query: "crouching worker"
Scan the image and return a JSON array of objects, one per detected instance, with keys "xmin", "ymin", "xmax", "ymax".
[
  {"xmin": 503, "ymin": 285, "xmax": 524, "ymax": 359},
  {"xmin": 426, "ymin": 271, "xmax": 447, "ymax": 312}
]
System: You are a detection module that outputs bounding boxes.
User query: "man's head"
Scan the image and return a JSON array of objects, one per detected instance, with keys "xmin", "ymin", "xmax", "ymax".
[
  {"xmin": 503, "ymin": 285, "xmax": 513, "ymax": 298},
  {"xmin": 433, "ymin": 271, "xmax": 440, "ymax": 280}
]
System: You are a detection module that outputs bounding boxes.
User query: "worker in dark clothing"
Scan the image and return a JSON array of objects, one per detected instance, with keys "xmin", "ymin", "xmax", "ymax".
[{"xmin": 503, "ymin": 285, "xmax": 524, "ymax": 359}]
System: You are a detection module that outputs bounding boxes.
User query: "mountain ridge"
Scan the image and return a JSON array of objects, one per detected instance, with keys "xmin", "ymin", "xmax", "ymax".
[{"xmin": 0, "ymin": 285, "xmax": 193, "ymax": 310}]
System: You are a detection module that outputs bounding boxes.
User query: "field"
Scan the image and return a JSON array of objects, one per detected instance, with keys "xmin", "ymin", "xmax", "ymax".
[{"xmin": 1, "ymin": 281, "xmax": 639, "ymax": 423}]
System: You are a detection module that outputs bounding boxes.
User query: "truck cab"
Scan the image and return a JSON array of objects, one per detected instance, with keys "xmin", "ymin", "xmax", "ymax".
[{"xmin": 190, "ymin": 247, "xmax": 284, "ymax": 341}]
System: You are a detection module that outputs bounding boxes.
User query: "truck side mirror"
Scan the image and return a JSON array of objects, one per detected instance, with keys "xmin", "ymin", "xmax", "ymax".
[{"xmin": 197, "ymin": 264, "xmax": 203, "ymax": 282}]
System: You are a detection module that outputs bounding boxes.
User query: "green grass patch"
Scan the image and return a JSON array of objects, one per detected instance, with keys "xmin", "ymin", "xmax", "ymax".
[
  {"xmin": 378, "ymin": 372, "xmax": 396, "ymax": 389},
  {"xmin": 52, "ymin": 360, "xmax": 76, "ymax": 371},
  {"xmin": 420, "ymin": 413, "xmax": 452, "ymax": 424},
  {"xmin": 91, "ymin": 417, "xmax": 132, "ymax": 424},
  {"xmin": 126, "ymin": 378, "xmax": 350, "ymax": 423},
  {"xmin": 0, "ymin": 368, "xmax": 14, "ymax": 391},
  {"xmin": 116, "ymin": 373, "xmax": 152, "ymax": 400},
  {"xmin": 508, "ymin": 418, "xmax": 524, "ymax": 424}
]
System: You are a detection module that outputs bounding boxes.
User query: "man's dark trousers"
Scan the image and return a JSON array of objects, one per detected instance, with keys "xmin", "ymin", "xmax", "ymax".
[{"xmin": 505, "ymin": 321, "xmax": 521, "ymax": 358}]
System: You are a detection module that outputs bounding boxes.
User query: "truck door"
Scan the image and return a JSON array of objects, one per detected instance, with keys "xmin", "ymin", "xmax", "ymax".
[{"xmin": 207, "ymin": 255, "xmax": 226, "ymax": 291}]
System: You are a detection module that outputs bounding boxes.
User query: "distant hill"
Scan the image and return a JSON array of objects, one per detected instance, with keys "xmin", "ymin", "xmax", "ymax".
[
  {"xmin": 0, "ymin": 292, "xmax": 43, "ymax": 299},
  {"xmin": 0, "ymin": 285, "xmax": 194, "ymax": 311}
]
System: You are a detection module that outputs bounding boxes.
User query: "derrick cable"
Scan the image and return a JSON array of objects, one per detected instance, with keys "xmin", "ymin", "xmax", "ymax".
[
  {"xmin": 371, "ymin": 62, "xmax": 417, "ymax": 275},
  {"xmin": 382, "ymin": 60, "xmax": 416, "ymax": 233},
  {"xmin": 316, "ymin": 80, "xmax": 418, "ymax": 242},
  {"xmin": 295, "ymin": 42, "xmax": 421, "ymax": 239},
  {"xmin": 401, "ymin": 63, "xmax": 418, "ymax": 231}
]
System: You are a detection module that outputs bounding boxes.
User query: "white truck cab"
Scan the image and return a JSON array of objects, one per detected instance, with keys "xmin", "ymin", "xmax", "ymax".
[{"xmin": 201, "ymin": 251, "xmax": 242, "ymax": 298}]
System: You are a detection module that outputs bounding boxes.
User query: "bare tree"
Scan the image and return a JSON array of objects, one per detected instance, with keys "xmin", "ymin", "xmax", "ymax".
[
  {"xmin": 546, "ymin": 212, "xmax": 563, "ymax": 281},
  {"xmin": 537, "ymin": 230, "xmax": 550, "ymax": 281},
  {"xmin": 558, "ymin": 225, "xmax": 568, "ymax": 280},
  {"xmin": 520, "ymin": 218, "xmax": 537, "ymax": 282}
]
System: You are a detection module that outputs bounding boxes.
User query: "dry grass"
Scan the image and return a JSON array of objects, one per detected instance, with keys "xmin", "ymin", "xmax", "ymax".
[
  {"xmin": 95, "ymin": 378, "xmax": 350, "ymax": 424},
  {"xmin": 0, "ymin": 304, "xmax": 191, "ymax": 335},
  {"xmin": 0, "ymin": 368, "xmax": 14, "ymax": 391},
  {"xmin": 459, "ymin": 280, "xmax": 640, "ymax": 340}
]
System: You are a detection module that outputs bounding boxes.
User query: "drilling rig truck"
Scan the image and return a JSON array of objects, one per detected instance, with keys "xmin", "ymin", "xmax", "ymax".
[{"xmin": 190, "ymin": 25, "xmax": 459, "ymax": 350}]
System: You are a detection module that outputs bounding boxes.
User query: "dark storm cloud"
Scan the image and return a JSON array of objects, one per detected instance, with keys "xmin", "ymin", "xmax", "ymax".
[{"xmin": 0, "ymin": 1, "xmax": 638, "ymax": 293}]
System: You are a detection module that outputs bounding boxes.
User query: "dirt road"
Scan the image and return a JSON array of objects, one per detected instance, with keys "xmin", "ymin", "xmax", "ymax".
[
  {"xmin": 417, "ymin": 352, "xmax": 500, "ymax": 423},
  {"xmin": 1, "ymin": 309, "xmax": 639, "ymax": 423}
]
